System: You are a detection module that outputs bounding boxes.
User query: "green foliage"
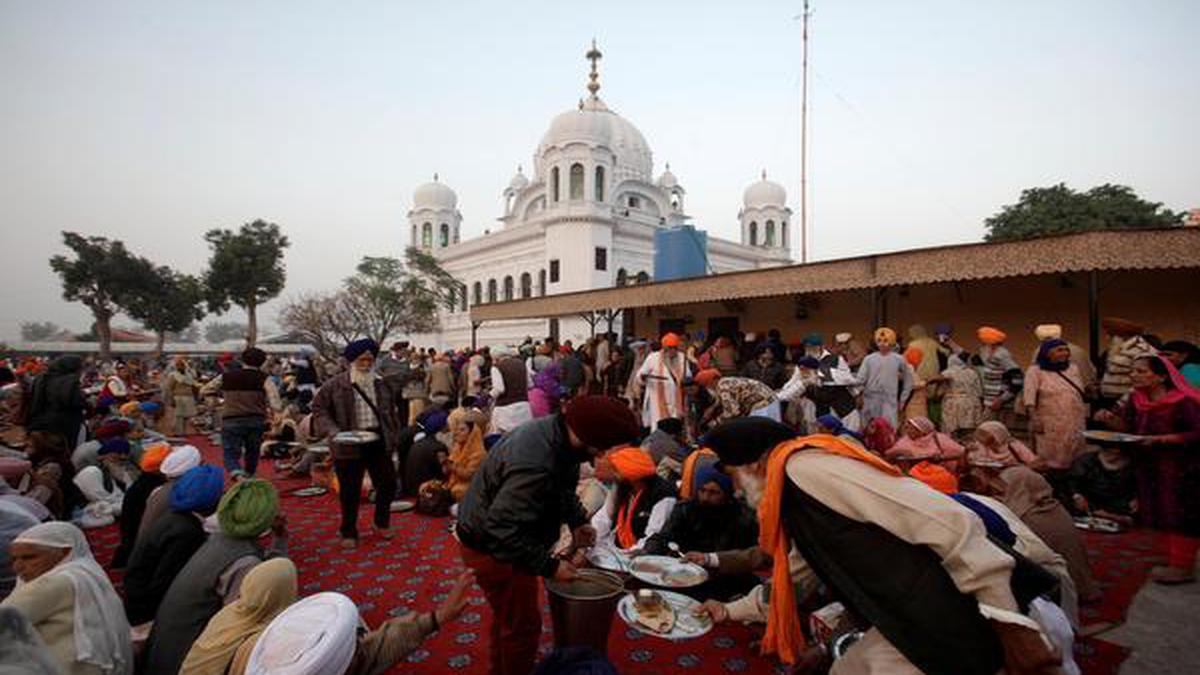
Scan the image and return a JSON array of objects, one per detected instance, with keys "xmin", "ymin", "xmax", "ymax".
[
  {"xmin": 279, "ymin": 247, "xmax": 462, "ymax": 353},
  {"xmin": 202, "ymin": 220, "xmax": 290, "ymax": 345},
  {"xmin": 126, "ymin": 266, "xmax": 207, "ymax": 346},
  {"xmin": 984, "ymin": 183, "xmax": 1183, "ymax": 242},
  {"xmin": 48, "ymin": 232, "xmax": 150, "ymax": 356},
  {"xmin": 20, "ymin": 321, "xmax": 62, "ymax": 342}
]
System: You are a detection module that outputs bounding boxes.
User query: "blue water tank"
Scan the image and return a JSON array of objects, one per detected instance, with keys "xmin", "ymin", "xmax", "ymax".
[{"xmin": 653, "ymin": 225, "xmax": 709, "ymax": 281}]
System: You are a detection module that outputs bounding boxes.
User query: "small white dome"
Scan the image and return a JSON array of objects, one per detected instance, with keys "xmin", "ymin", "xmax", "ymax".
[
  {"xmin": 656, "ymin": 164, "xmax": 678, "ymax": 189},
  {"xmin": 413, "ymin": 175, "xmax": 457, "ymax": 210},
  {"xmin": 508, "ymin": 166, "xmax": 529, "ymax": 191},
  {"xmin": 539, "ymin": 97, "xmax": 653, "ymax": 181},
  {"xmin": 743, "ymin": 171, "xmax": 787, "ymax": 209}
]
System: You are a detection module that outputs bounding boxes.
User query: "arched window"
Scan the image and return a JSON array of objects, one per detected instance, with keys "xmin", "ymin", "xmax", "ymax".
[
  {"xmin": 594, "ymin": 166, "xmax": 605, "ymax": 201},
  {"xmin": 472, "ymin": 282, "xmax": 482, "ymax": 305},
  {"xmin": 538, "ymin": 269, "xmax": 547, "ymax": 296},
  {"xmin": 748, "ymin": 221, "xmax": 757, "ymax": 246},
  {"xmin": 781, "ymin": 221, "xmax": 788, "ymax": 248},
  {"xmin": 520, "ymin": 272, "xmax": 532, "ymax": 298},
  {"xmin": 635, "ymin": 271, "xmax": 650, "ymax": 284},
  {"xmin": 551, "ymin": 167, "xmax": 560, "ymax": 202},
  {"xmin": 410, "ymin": 225, "xmax": 417, "ymax": 247},
  {"xmin": 616, "ymin": 268, "xmax": 628, "ymax": 287},
  {"xmin": 503, "ymin": 275, "xmax": 514, "ymax": 301},
  {"xmin": 446, "ymin": 286, "xmax": 456, "ymax": 312},
  {"xmin": 439, "ymin": 223, "xmax": 450, "ymax": 247},
  {"xmin": 422, "ymin": 222, "xmax": 433, "ymax": 248},
  {"xmin": 569, "ymin": 163, "xmax": 584, "ymax": 200},
  {"xmin": 487, "ymin": 279, "xmax": 497, "ymax": 303},
  {"xmin": 765, "ymin": 220, "xmax": 776, "ymax": 247},
  {"xmin": 460, "ymin": 284, "xmax": 468, "ymax": 311},
  {"xmin": 453, "ymin": 226, "xmax": 460, "ymax": 244}
]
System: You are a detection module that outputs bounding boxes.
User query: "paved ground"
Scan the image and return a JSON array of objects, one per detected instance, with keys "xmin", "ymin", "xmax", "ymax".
[{"xmin": 1108, "ymin": 558, "xmax": 1200, "ymax": 675}]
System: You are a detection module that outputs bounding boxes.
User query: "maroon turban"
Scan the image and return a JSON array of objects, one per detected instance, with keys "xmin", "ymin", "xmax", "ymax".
[
  {"xmin": 94, "ymin": 419, "xmax": 132, "ymax": 440},
  {"xmin": 563, "ymin": 395, "xmax": 641, "ymax": 451}
]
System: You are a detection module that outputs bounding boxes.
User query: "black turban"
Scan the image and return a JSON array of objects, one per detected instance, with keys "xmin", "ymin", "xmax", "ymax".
[{"xmin": 702, "ymin": 417, "xmax": 796, "ymax": 467}]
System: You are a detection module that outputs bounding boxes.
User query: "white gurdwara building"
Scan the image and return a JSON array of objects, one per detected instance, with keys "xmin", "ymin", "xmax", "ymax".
[{"xmin": 405, "ymin": 43, "xmax": 792, "ymax": 349}]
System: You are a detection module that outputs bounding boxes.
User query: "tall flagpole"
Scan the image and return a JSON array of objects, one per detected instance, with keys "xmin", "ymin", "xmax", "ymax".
[{"xmin": 800, "ymin": 0, "xmax": 810, "ymax": 263}]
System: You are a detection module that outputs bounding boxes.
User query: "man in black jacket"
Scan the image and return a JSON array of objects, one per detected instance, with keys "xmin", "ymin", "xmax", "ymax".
[{"xmin": 456, "ymin": 395, "xmax": 640, "ymax": 675}]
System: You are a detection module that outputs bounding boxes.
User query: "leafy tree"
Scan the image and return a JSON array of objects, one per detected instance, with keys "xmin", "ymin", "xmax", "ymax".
[
  {"xmin": 278, "ymin": 248, "xmax": 461, "ymax": 358},
  {"xmin": 126, "ymin": 266, "xmax": 207, "ymax": 354},
  {"xmin": 20, "ymin": 321, "xmax": 62, "ymax": 342},
  {"xmin": 203, "ymin": 220, "xmax": 290, "ymax": 347},
  {"xmin": 204, "ymin": 321, "xmax": 249, "ymax": 344},
  {"xmin": 984, "ymin": 183, "xmax": 1183, "ymax": 242},
  {"xmin": 49, "ymin": 232, "xmax": 149, "ymax": 359}
]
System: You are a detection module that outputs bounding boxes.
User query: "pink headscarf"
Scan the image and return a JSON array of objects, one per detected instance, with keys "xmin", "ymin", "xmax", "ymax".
[
  {"xmin": 886, "ymin": 417, "xmax": 965, "ymax": 463},
  {"xmin": 1130, "ymin": 355, "xmax": 1200, "ymax": 414}
]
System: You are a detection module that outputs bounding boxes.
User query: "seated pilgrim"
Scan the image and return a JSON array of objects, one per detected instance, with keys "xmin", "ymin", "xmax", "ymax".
[
  {"xmin": 590, "ymin": 446, "xmax": 677, "ymax": 553},
  {"xmin": 1, "ymin": 522, "xmax": 133, "ymax": 675},
  {"xmin": 123, "ymin": 465, "xmax": 225, "ymax": 628},
  {"xmin": 1068, "ymin": 447, "xmax": 1137, "ymax": 523},
  {"xmin": 111, "ymin": 442, "xmax": 170, "ymax": 568},
  {"xmin": 640, "ymin": 416, "xmax": 689, "ymax": 479},
  {"xmin": 642, "ymin": 465, "xmax": 760, "ymax": 600},
  {"xmin": 1, "ymin": 493, "xmax": 41, "ymax": 598},
  {"xmin": 144, "ymin": 479, "xmax": 287, "ymax": 675},
  {"xmin": 137, "ymin": 444, "xmax": 202, "ymax": 539},
  {"xmin": 967, "ymin": 421, "xmax": 1043, "ymax": 469},
  {"xmin": 702, "ymin": 416, "xmax": 1069, "ymax": 675},
  {"xmin": 401, "ymin": 409, "xmax": 450, "ymax": 499},
  {"xmin": 885, "ymin": 416, "xmax": 965, "ymax": 474},
  {"xmin": 73, "ymin": 437, "xmax": 140, "ymax": 528},
  {"xmin": 182, "ymin": 561, "xmax": 474, "ymax": 675},
  {"xmin": 444, "ymin": 407, "xmax": 490, "ymax": 503}
]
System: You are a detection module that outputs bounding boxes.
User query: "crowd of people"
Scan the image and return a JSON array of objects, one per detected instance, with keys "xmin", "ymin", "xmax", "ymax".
[{"xmin": 0, "ymin": 315, "xmax": 1196, "ymax": 675}]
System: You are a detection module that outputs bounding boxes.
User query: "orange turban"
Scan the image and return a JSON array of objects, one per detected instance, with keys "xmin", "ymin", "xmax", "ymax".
[
  {"xmin": 139, "ymin": 442, "xmax": 172, "ymax": 473},
  {"xmin": 693, "ymin": 369, "xmax": 722, "ymax": 388},
  {"xmin": 661, "ymin": 333, "xmax": 682, "ymax": 348},
  {"xmin": 607, "ymin": 446, "xmax": 656, "ymax": 483},
  {"xmin": 903, "ymin": 346, "xmax": 923, "ymax": 367},
  {"xmin": 976, "ymin": 326, "xmax": 1006, "ymax": 345},
  {"xmin": 908, "ymin": 460, "xmax": 959, "ymax": 494},
  {"xmin": 1101, "ymin": 317, "xmax": 1144, "ymax": 337},
  {"xmin": 873, "ymin": 327, "xmax": 896, "ymax": 347}
]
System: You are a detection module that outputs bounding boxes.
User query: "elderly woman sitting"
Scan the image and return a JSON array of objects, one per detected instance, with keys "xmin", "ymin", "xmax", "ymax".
[
  {"xmin": 967, "ymin": 421, "xmax": 1043, "ymax": 469},
  {"xmin": 885, "ymin": 416, "xmax": 966, "ymax": 474},
  {"xmin": 1, "ymin": 522, "xmax": 133, "ymax": 675},
  {"xmin": 444, "ymin": 407, "xmax": 490, "ymax": 503}
]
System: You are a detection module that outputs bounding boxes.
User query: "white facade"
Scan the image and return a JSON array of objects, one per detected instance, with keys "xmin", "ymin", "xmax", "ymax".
[{"xmin": 403, "ymin": 45, "xmax": 792, "ymax": 349}]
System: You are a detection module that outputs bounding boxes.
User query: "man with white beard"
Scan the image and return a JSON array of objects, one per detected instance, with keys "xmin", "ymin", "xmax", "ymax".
[{"xmin": 703, "ymin": 417, "xmax": 1065, "ymax": 675}]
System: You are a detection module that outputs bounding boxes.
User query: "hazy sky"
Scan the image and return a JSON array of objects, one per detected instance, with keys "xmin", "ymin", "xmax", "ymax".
[{"xmin": 2, "ymin": 1, "xmax": 1196, "ymax": 340}]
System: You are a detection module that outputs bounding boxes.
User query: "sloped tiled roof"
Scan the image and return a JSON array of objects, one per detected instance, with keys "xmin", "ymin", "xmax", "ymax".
[{"xmin": 470, "ymin": 228, "xmax": 1200, "ymax": 322}]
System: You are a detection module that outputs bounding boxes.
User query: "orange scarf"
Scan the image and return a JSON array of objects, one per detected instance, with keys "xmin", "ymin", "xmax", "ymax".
[
  {"xmin": 678, "ymin": 447, "xmax": 716, "ymax": 500},
  {"xmin": 614, "ymin": 487, "xmax": 645, "ymax": 549},
  {"xmin": 757, "ymin": 434, "xmax": 902, "ymax": 664}
]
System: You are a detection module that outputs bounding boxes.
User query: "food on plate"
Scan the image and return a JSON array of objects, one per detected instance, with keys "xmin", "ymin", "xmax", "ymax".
[
  {"xmin": 632, "ymin": 560, "xmax": 664, "ymax": 576},
  {"xmin": 663, "ymin": 568, "xmax": 705, "ymax": 587},
  {"xmin": 633, "ymin": 591, "xmax": 675, "ymax": 633}
]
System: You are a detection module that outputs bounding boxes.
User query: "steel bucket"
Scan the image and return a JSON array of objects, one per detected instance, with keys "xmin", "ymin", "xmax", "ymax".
[{"xmin": 544, "ymin": 568, "xmax": 625, "ymax": 654}]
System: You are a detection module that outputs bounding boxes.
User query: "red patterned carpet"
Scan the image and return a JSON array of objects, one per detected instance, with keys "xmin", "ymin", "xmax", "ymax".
[{"xmin": 83, "ymin": 436, "xmax": 1164, "ymax": 674}]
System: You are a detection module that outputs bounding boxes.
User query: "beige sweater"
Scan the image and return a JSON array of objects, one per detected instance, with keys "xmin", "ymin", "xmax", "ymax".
[{"xmin": 2, "ymin": 574, "xmax": 103, "ymax": 675}]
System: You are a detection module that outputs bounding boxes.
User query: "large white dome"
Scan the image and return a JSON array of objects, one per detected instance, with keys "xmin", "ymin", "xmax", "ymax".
[
  {"xmin": 412, "ymin": 177, "xmax": 457, "ymax": 210},
  {"xmin": 538, "ymin": 97, "xmax": 653, "ymax": 181},
  {"xmin": 743, "ymin": 172, "xmax": 787, "ymax": 209}
]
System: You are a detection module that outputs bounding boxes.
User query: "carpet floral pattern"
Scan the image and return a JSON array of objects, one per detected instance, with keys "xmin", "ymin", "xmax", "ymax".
[{"xmin": 81, "ymin": 437, "xmax": 1163, "ymax": 674}]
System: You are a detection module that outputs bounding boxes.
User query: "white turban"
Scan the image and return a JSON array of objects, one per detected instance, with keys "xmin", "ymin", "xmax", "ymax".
[
  {"xmin": 161, "ymin": 445, "xmax": 202, "ymax": 478},
  {"xmin": 1034, "ymin": 324, "xmax": 1063, "ymax": 341},
  {"xmin": 834, "ymin": 332, "xmax": 853, "ymax": 344},
  {"xmin": 246, "ymin": 592, "xmax": 358, "ymax": 675},
  {"xmin": 12, "ymin": 522, "xmax": 133, "ymax": 675}
]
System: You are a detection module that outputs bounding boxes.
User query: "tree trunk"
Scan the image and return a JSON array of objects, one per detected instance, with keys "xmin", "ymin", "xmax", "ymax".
[
  {"xmin": 246, "ymin": 302, "xmax": 258, "ymax": 348},
  {"xmin": 155, "ymin": 331, "xmax": 166, "ymax": 357},
  {"xmin": 96, "ymin": 314, "xmax": 113, "ymax": 360}
]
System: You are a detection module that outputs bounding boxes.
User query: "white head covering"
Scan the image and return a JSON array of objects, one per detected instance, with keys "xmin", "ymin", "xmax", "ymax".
[
  {"xmin": 12, "ymin": 522, "xmax": 133, "ymax": 675},
  {"xmin": 834, "ymin": 332, "xmax": 852, "ymax": 344},
  {"xmin": 161, "ymin": 445, "xmax": 202, "ymax": 478},
  {"xmin": 246, "ymin": 592, "xmax": 358, "ymax": 675},
  {"xmin": 1034, "ymin": 324, "xmax": 1063, "ymax": 341}
]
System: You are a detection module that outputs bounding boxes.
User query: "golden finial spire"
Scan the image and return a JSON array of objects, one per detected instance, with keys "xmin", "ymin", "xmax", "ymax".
[{"xmin": 586, "ymin": 39, "xmax": 603, "ymax": 98}]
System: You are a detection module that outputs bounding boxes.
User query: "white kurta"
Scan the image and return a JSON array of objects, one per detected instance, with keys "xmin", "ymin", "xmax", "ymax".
[{"xmin": 636, "ymin": 351, "xmax": 687, "ymax": 429}]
